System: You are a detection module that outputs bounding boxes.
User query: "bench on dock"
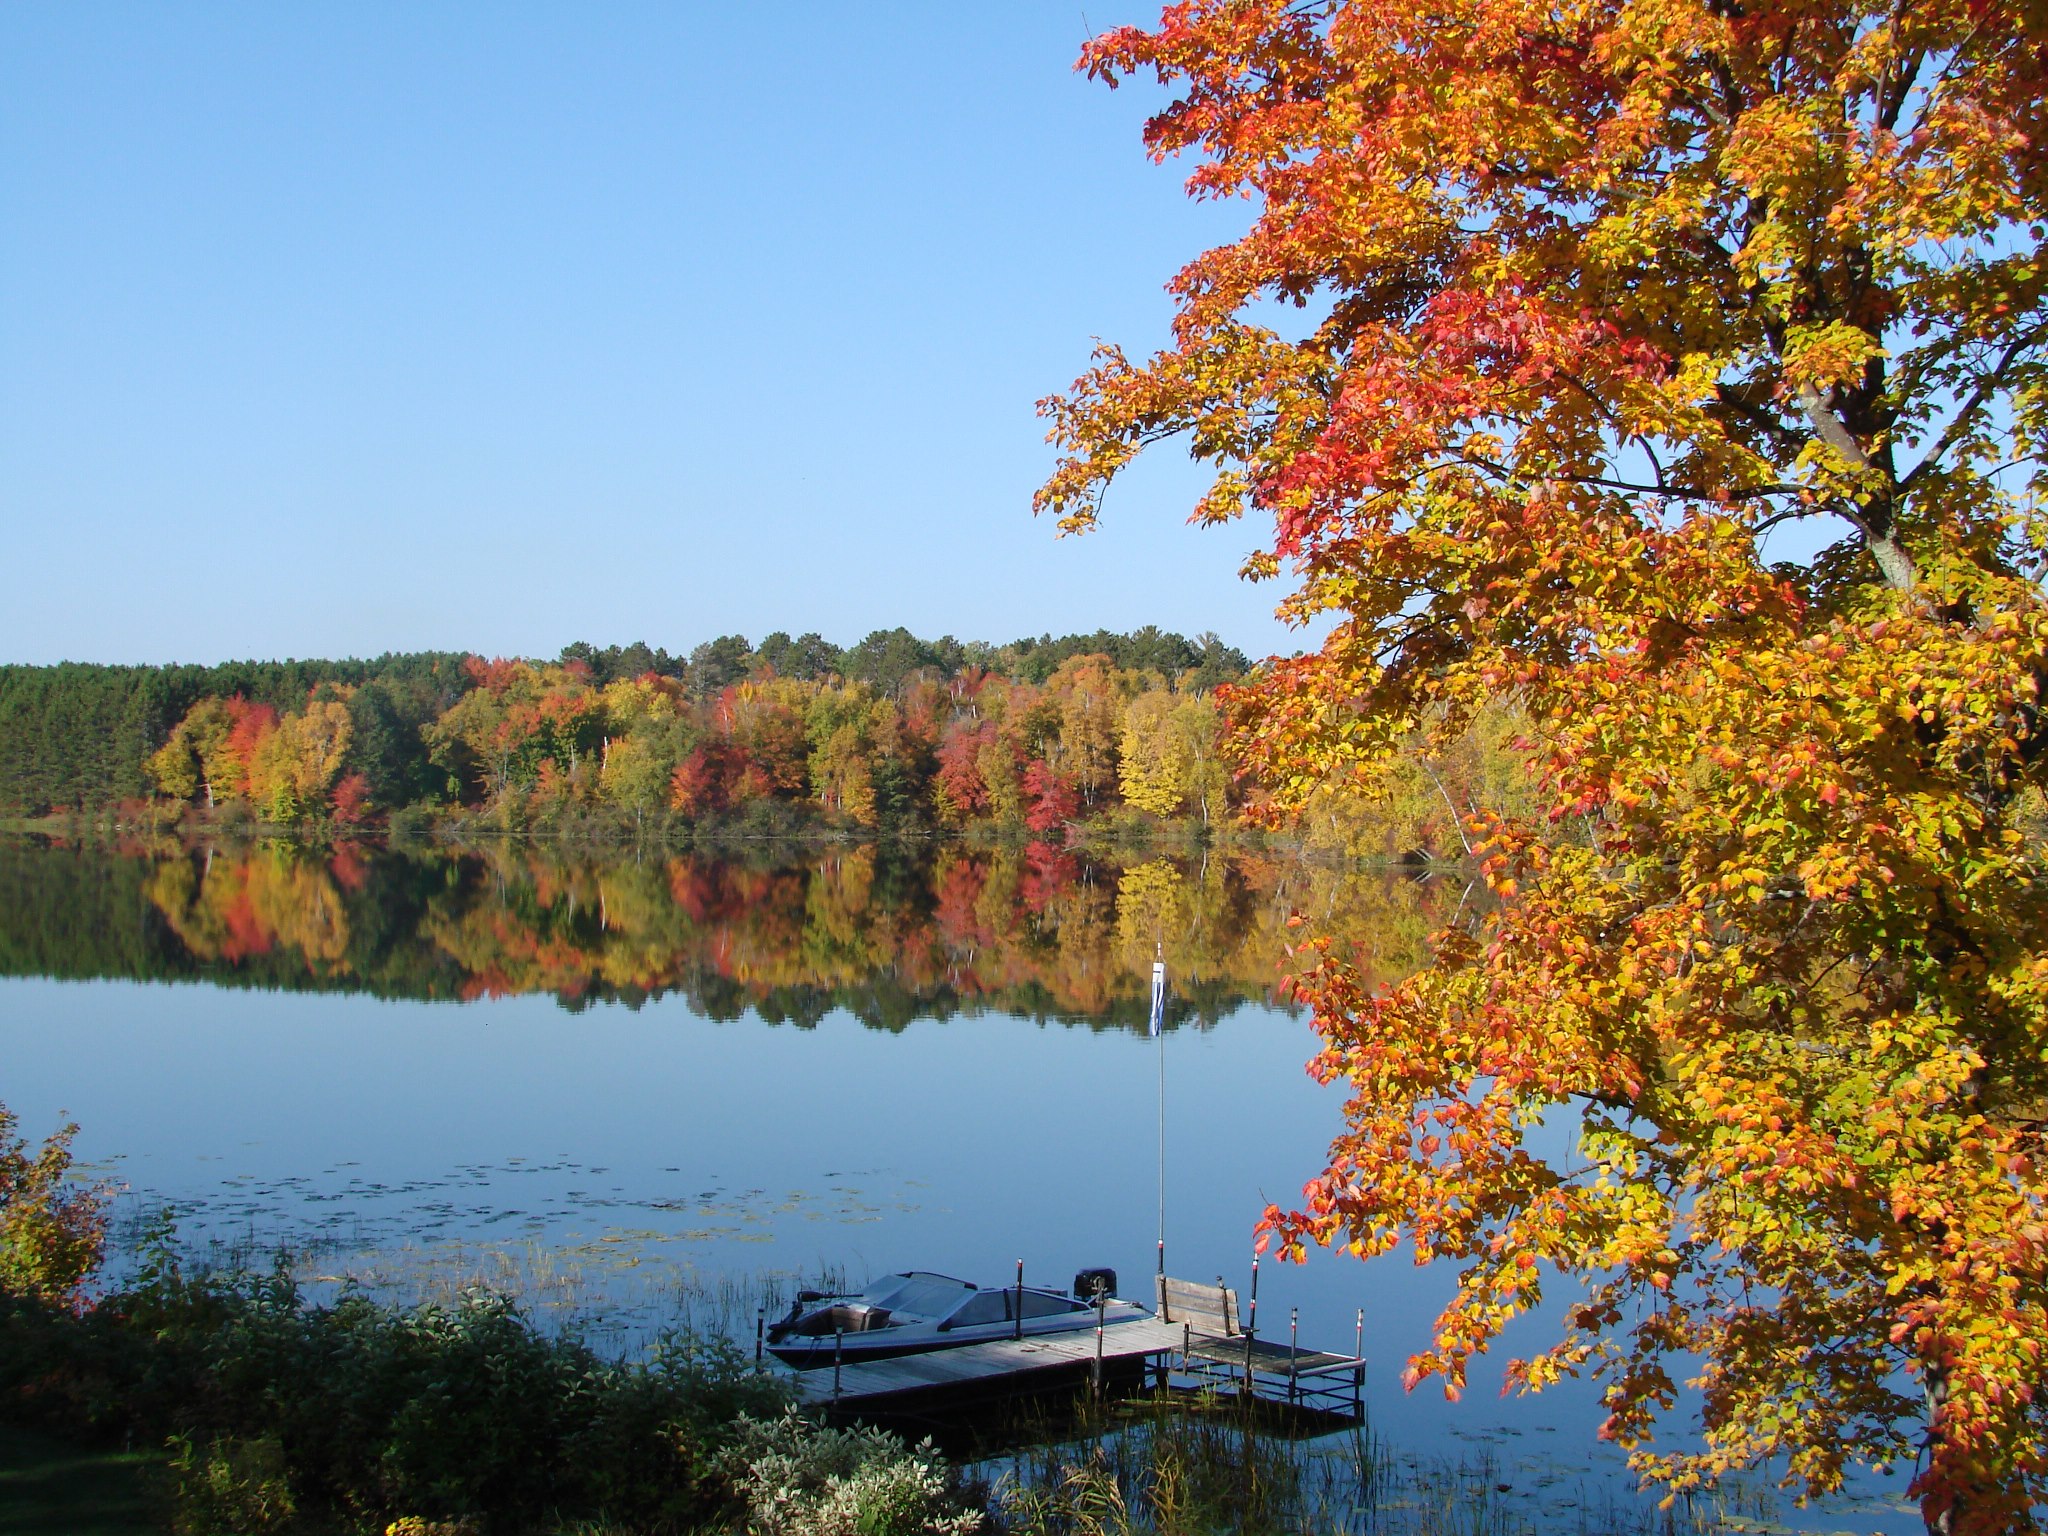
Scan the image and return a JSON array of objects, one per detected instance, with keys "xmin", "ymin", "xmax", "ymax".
[
  {"xmin": 1156, "ymin": 1273, "xmax": 1365, "ymax": 1415},
  {"xmin": 1155, "ymin": 1274, "xmax": 1240, "ymax": 1335}
]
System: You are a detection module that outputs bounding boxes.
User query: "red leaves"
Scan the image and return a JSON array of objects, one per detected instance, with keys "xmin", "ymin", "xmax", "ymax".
[
  {"xmin": 1021, "ymin": 758, "xmax": 1081, "ymax": 835},
  {"xmin": 328, "ymin": 771, "xmax": 372, "ymax": 826},
  {"xmin": 934, "ymin": 720, "xmax": 995, "ymax": 820},
  {"xmin": 462, "ymin": 655, "xmax": 526, "ymax": 695},
  {"xmin": 668, "ymin": 745, "xmax": 736, "ymax": 818}
]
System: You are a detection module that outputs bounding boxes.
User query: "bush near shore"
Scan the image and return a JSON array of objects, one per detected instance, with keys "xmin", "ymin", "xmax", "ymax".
[{"xmin": 0, "ymin": 1108, "xmax": 982, "ymax": 1535}]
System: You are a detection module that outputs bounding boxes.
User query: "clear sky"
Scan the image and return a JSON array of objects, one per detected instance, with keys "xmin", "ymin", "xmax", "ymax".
[{"xmin": 0, "ymin": 3, "xmax": 1324, "ymax": 668}]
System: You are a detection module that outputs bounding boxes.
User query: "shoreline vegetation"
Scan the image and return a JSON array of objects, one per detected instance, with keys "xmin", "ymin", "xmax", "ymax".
[
  {"xmin": 0, "ymin": 628, "xmax": 1536, "ymax": 865},
  {"xmin": 0, "ymin": 1109, "xmax": 1769, "ymax": 1536}
]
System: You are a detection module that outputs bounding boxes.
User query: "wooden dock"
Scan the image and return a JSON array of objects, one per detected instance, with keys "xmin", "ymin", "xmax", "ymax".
[
  {"xmin": 782, "ymin": 1277, "xmax": 1366, "ymax": 1429},
  {"xmin": 794, "ymin": 1317, "xmax": 1190, "ymax": 1408}
]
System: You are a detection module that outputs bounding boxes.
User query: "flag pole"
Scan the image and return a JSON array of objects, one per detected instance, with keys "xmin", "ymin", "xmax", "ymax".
[{"xmin": 1151, "ymin": 943, "xmax": 1168, "ymax": 1284}]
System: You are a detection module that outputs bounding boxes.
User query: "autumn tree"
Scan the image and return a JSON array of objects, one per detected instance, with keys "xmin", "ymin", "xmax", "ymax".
[
  {"xmin": 1121, "ymin": 687, "xmax": 1230, "ymax": 823},
  {"xmin": 1047, "ymin": 653, "xmax": 1132, "ymax": 807},
  {"xmin": 248, "ymin": 696, "xmax": 354, "ymax": 822},
  {"xmin": 145, "ymin": 696, "xmax": 239, "ymax": 807},
  {"xmin": 426, "ymin": 660, "xmax": 603, "ymax": 804},
  {"xmin": 1022, "ymin": 758, "xmax": 1081, "ymax": 836},
  {"xmin": 0, "ymin": 1103, "xmax": 108, "ymax": 1309},
  {"xmin": 729, "ymin": 679, "xmax": 814, "ymax": 799},
  {"xmin": 1119, "ymin": 689, "xmax": 1192, "ymax": 817},
  {"xmin": 806, "ymin": 686, "xmax": 883, "ymax": 828},
  {"xmin": 1043, "ymin": 1, "xmax": 2048, "ymax": 1530},
  {"xmin": 935, "ymin": 719, "xmax": 997, "ymax": 824}
]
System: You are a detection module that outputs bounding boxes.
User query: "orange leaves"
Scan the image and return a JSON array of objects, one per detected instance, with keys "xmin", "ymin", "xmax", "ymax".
[{"xmin": 1047, "ymin": 0, "xmax": 2048, "ymax": 1515}]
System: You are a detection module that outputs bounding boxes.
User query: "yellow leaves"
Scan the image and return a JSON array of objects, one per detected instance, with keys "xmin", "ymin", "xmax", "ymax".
[
  {"xmin": 1057, "ymin": 0, "xmax": 2048, "ymax": 1516},
  {"xmin": 1781, "ymin": 322, "xmax": 1887, "ymax": 396}
]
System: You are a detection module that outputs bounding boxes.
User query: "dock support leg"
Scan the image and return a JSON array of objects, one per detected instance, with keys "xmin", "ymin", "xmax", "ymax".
[
  {"xmin": 1289, "ymin": 1307, "xmax": 1299, "ymax": 1405},
  {"xmin": 1244, "ymin": 1258, "xmax": 1259, "ymax": 1397}
]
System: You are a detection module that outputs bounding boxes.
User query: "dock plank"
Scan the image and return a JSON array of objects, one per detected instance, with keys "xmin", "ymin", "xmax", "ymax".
[
  {"xmin": 783, "ymin": 1315, "xmax": 1365, "ymax": 1423},
  {"xmin": 793, "ymin": 1319, "xmax": 1188, "ymax": 1405}
]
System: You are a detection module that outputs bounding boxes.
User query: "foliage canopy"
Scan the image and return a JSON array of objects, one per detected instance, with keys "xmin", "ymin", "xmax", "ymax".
[{"xmin": 1041, "ymin": 0, "xmax": 2048, "ymax": 1529}]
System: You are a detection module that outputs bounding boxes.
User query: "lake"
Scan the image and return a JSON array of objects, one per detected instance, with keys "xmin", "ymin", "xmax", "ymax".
[{"xmin": 0, "ymin": 836, "xmax": 1921, "ymax": 1532}]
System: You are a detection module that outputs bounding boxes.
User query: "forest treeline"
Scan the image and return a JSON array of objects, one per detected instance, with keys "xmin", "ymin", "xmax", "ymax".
[
  {"xmin": 0, "ymin": 839, "xmax": 1452, "ymax": 1026},
  {"xmin": 0, "ymin": 627, "xmax": 1261, "ymax": 840}
]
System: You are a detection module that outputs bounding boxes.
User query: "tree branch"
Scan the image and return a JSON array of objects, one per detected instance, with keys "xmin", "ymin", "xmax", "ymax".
[{"xmin": 1900, "ymin": 320, "xmax": 2048, "ymax": 493}]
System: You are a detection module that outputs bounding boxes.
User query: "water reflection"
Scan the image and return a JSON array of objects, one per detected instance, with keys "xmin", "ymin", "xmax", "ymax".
[
  {"xmin": 0, "ymin": 836, "xmax": 1925, "ymax": 1531},
  {"xmin": 0, "ymin": 837, "xmax": 1451, "ymax": 1027}
]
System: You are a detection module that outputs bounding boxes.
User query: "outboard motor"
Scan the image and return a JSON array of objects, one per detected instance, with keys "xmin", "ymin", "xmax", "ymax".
[{"xmin": 1072, "ymin": 1267, "xmax": 1117, "ymax": 1302}]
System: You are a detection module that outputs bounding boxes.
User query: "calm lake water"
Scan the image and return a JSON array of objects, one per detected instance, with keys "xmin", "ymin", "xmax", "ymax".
[{"xmin": 0, "ymin": 837, "xmax": 1921, "ymax": 1532}]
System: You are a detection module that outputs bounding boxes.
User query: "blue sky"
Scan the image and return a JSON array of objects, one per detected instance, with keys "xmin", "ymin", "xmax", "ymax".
[{"xmin": 0, "ymin": 3, "xmax": 1306, "ymax": 666}]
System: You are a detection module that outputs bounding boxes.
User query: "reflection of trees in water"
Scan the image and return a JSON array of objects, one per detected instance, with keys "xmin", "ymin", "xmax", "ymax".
[
  {"xmin": 145, "ymin": 846, "xmax": 352, "ymax": 969},
  {"xmin": 0, "ymin": 838, "xmax": 1458, "ymax": 1027}
]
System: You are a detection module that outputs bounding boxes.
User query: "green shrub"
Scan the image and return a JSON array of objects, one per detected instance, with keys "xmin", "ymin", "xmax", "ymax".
[
  {"xmin": 168, "ymin": 1433, "xmax": 298, "ymax": 1535},
  {"xmin": 716, "ymin": 1408, "xmax": 981, "ymax": 1536},
  {"xmin": 2, "ymin": 1243, "xmax": 788, "ymax": 1532}
]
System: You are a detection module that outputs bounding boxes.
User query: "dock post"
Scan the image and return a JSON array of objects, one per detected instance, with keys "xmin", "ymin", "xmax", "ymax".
[
  {"xmin": 1289, "ymin": 1307, "xmax": 1299, "ymax": 1404},
  {"xmin": 1092, "ymin": 1310, "xmax": 1104, "ymax": 1397},
  {"xmin": 1355, "ymin": 1308, "xmax": 1365, "ymax": 1417},
  {"xmin": 834, "ymin": 1330, "xmax": 843, "ymax": 1399},
  {"xmin": 755, "ymin": 1306, "xmax": 764, "ymax": 1372},
  {"xmin": 1243, "ymin": 1258, "xmax": 1259, "ymax": 1395},
  {"xmin": 1014, "ymin": 1259, "xmax": 1024, "ymax": 1340}
]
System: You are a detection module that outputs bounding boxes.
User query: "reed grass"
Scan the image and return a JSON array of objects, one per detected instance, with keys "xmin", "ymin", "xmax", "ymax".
[
  {"xmin": 104, "ymin": 1197, "xmax": 850, "ymax": 1364},
  {"xmin": 980, "ymin": 1394, "xmax": 1756, "ymax": 1536}
]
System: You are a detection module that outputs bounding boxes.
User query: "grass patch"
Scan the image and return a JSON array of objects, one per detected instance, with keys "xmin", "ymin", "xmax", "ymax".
[{"xmin": 0, "ymin": 1424, "xmax": 167, "ymax": 1535}]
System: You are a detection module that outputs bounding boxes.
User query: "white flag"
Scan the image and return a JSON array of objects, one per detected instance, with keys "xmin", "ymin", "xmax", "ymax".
[{"xmin": 1149, "ymin": 960, "xmax": 1167, "ymax": 1037}]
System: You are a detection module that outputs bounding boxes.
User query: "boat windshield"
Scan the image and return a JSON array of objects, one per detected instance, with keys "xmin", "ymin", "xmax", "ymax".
[
  {"xmin": 865, "ymin": 1274, "xmax": 974, "ymax": 1318},
  {"xmin": 940, "ymin": 1287, "xmax": 1091, "ymax": 1327}
]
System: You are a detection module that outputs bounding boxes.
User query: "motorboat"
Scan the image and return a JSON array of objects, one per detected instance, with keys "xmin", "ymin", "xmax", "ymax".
[{"xmin": 764, "ymin": 1267, "xmax": 1149, "ymax": 1369}]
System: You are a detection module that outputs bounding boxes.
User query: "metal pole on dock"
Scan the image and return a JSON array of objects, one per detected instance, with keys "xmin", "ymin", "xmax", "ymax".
[
  {"xmin": 834, "ymin": 1330, "xmax": 844, "ymax": 1399},
  {"xmin": 1092, "ymin": 1289, "xmax": 1106, "ymax": 1397},
  {"xmin": 1152, "ymin": 953, "xmax": 1167, "ymax": 1286},
  {"xmin": 1289, "ymin": 1307, "xmax": 1299, "ymax": 1404},
  {"xmin": 1243, "ymin": 1258, "xmax": 1260, "ymax": 1394},
  {"xmin": 1355, "ymin": 1308, "xmax": 1365, "ymax": 1417},
  {"xmin": 1014, "ymin": 1259, "xmax": 1024, "ymax": 1340}
]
